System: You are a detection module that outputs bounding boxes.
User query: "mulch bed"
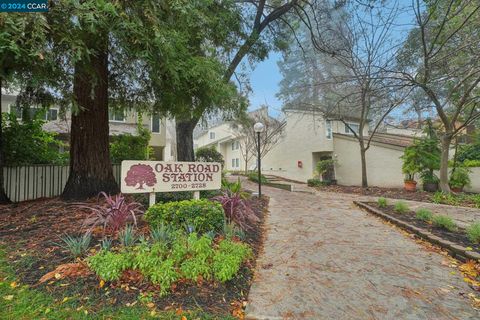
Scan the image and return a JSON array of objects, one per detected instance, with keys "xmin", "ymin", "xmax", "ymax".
[
  {"xmin": 314, "ymin": 185, "xmax": 480, "ymax": 208},
  {"xmin": 0, "ymin": 195, "xmax": 268, "ymax": 316},
  {"xmin": 365, "ymin": 202, "xmax": 480, "ymax": 255}
]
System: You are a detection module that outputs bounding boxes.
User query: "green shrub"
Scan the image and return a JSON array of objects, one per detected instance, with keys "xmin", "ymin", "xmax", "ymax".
[
  {"xmin": 110, "ymin": 125, "xmax": 152, "ymax": 163},
  {"xmin": 149, "ymin": 258, "xmax": 179, "ymax": 296},
  {"xmin": 432, "ymin": 215, "xmax": 457, "ymax": 232},
  {"xmin": 449, "ymin": 167, "xmax": 471, "ymax": 189},
  {"xmin": 419, "ymin": 171, "xmax": 439, "ymax": 184},
  {"xmin": 415, "ymin": 208, "xmax": 433, "ymax": 222},
  {"xmin": 180, "ymin": 233, "xmax": 214, "ymax": 281},
  {"xmin": 86, "ymin": 250, "xmax": 134, "ymax": 281},
  {"xmin": 86, "ymin": 231, "xmax": 252, "ymax": 295},
  {"xmin": 393, "ymin": 201, "xmax": 409, "ymax": 214},
  {"xmin": 213, "ymin": 239, "xmax": 252, "ymax": 282},
  {"xmin": 307, "ymin": 178, "xmax": 322, "ymax": 187},
  {"xmin": 144, "ymin": 199, "xmax": 225, "ymax": 234},
  {"xmin": 456, "ymin": 139, "xmax": 480, "ymax": 163},
  {"xmin": 377, "ymin": 197, "xmax": 387, "ymax": 208},
  {"xmin": 315, "ymin": 159, "xmax": 336, "ymax": 178},
  {"xmin": 466, "ymin": 222, "xmax": 480, "ymax": 243},
  {"xmin": 248, "ymin": 172, "xmax": 268, "ymax": 184},
  {"xmin": 2, "ymin": 112, "xmax": 68, "ymax": 165},
  {"xmin": 463, "ymin": 159, "xmax": 480, "ymax": 168},
  {"xmin": 195, "ymin": 146, "xmax": 224, "ymax": 166}
]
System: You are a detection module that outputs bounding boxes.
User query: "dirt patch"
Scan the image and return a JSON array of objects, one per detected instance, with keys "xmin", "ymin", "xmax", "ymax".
[
  {"xmin": 0, "ymin": 195, "xmax": 268, "ymax": 316},
  {"xmin": 366, "ymin": 202, "xmax": 480, "ymax": 254}
]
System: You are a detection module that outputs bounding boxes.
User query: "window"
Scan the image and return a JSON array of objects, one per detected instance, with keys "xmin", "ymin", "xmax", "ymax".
[
  {"xmin": 109, "ymin": 109, "xmax": 125, "ymax": 122},
  {"xmin": 209, "ymin": 132, "xmax": 215, "ymax": 140},
  {"xmin": 151, "ymin": 114, "xmax": 161, "ymax": 133},
  {"xmin": 326, "ymin": 120, "xmax": 332, "ymax": 139},
  {"xmin": 344, "ymin": 123, "xmax": 360, "ymax": 135},
  {"xmin": 9, "ymin": 105, "xmax": 58, "ymax": 121},
  {"xmin": 231, "ymin": 158, "xmax": 240, "ymax": 168},
  {"xmin": 231, "ymin": 140, "xmax": 240, "ymax": 150},
  {"xmin": 48, "ymin": 109, "xmax": 58, "ymax": 121}
]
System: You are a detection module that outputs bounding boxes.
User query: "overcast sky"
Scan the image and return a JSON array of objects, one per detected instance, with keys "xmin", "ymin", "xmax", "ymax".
[{"xmin": 246, "ymin": 52, "xmax": 283, "ymax": 116}]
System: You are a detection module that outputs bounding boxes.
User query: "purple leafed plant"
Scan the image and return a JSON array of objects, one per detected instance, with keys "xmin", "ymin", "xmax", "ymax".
[
  {"xmin": 213, "ymin": 191, "xmax": 258, "ymax": 231},
  {"xmin": 80, "ymin": 192, "xmax": 144, "ymax": 233}
]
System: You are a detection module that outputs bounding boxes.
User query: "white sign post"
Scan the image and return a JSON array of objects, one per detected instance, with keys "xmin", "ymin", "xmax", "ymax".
[{"xmin": 121, "ymin": 161, "xmax": 222, "ymax": 207}]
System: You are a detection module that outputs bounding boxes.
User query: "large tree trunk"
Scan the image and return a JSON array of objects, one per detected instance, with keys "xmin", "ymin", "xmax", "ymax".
[
  {"xmin": 360, "ymin": 142, "xmax": 368, "ymax": 188},
  {"xmin": 0, "ymin": 76, "xmax": 11, "ymax": 204},
  {"xmin": 176, "ymin": 119, "xmax": 197, "ymax": 161},
  {"xmin": 62, "ymin": 42, "xmax": 119, "ymax": 200},
  {"xmin": 439, "ymin": 135, "xmax": 452, "ymax": 193}
]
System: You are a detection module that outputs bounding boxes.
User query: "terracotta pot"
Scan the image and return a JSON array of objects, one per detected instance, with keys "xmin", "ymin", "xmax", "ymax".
[
  {"xmin": 423, "ymin": 182, "xmax": 438, "ymax": 192},
  {"xmin": 404, "ymin": 180, "xmax": 417, "ymax": 192},
  {"xmin": 450, "ymin": 186, "xmax": 464, "ymax": 193}
]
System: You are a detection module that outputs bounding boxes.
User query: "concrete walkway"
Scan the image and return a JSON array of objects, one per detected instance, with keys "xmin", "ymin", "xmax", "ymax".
[{"xmin": 243, "ymin": 181, "xmax": 479, "ymax": 319}]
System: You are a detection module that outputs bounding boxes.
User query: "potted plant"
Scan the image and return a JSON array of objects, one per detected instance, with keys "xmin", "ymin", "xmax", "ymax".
[
  {"xmin": 420, "ymin": 170, "xmax": 439, "ymax": 192},
  {"xmin": 401, "ymin": 146, "xmax": 421, "ymax": 192},
  {"xmin": 449, "ymin": 167, "xmax": 471, "ymax": 192},
  {"xmin": 401, "ymin": 123, "xmax": 441, "ymax": 192},
  {"xmin": 403, "ymin": 174, "xmax": 417, "ymax": 192}
]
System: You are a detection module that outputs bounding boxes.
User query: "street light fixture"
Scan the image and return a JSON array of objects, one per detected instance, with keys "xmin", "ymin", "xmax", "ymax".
[{"xmin": 253, "ymin": 122, "xmax": 265, "ymax": 197}]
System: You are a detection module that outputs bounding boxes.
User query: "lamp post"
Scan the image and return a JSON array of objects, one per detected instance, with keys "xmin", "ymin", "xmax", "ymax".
[{"xmin": 253, "ymin": 122, "xmax": 265, "ymax": 197}]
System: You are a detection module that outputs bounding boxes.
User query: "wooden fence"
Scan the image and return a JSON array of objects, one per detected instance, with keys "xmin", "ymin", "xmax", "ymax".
[{"xmin": 2, "ymin": 164, "xmax": 122, "ymax": 202}]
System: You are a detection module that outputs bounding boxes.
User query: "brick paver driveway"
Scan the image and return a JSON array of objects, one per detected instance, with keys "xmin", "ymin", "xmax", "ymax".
[{"xmin": 243, "ymin": 181, "xmax": 479, "ymax": 319}]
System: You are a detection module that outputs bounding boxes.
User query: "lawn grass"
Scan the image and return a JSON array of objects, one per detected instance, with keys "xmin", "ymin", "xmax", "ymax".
[{"xmin": 0, "ymin": 248, "xmax": 234, "ymax": 320}]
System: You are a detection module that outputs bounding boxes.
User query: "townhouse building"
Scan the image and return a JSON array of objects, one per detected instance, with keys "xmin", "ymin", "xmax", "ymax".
[{"xmin": 1, "ymin": 90, "xmax": 176, "ymax": 161}]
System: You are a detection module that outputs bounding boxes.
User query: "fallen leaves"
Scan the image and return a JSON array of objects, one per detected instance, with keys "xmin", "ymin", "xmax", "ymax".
[
  {"xmin": 3, "ymin": 295, "xmax": 14, "ymax": 301},
  {"xmin": 231, "ymin": 300, "xmax": 246, "ymax": 319},
  {"xmin": 460, "ymin": 261, "xmax": 480, "ymax": 290},
  {"xmin": 39, "ymin": 262, "xmax": 91, "ymax": 283}
]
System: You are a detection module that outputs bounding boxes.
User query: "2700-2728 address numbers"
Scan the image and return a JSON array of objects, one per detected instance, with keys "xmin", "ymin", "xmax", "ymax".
[{"xmin": 171, "ymin": 182, "xmax": 207, "ymax": 189}]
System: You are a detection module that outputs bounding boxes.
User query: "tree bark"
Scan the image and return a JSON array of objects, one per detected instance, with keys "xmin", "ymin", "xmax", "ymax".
[
  {"xmin": 62, "ymin": 41, "xmax": 119, "ymax": 200},
  {"xmin": 0, "ymin": 76, "xmax": 12, "ymax": 204},
  {"xmin": 360, "ymin": 142, "xmax": 368, "ymax": 188},
  {"xmin": 439, "ymin": 135, "xmax": 452, "ymax": 193},
  {"xmin": 176, "ymin": 119, "xmax": 196, "ymax": 161}
]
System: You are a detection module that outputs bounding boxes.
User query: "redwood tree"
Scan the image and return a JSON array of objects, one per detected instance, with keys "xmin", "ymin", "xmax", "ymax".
[
  {"xmin": 62, "ymin": 35, "xmax": 119, "ymax": 199},
  {"xmin": 44, "ymin": 1, "xmax": 123, "ymax": 200}
]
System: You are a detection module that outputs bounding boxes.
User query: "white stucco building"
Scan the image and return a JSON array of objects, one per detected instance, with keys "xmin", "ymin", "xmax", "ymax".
[{"xmin": 194, "ymin": 108, "xmax": 372, "ymax": 182}]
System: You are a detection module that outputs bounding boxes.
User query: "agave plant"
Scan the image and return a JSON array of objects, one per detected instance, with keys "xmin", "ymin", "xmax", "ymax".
[
  {"xmin": 58, "ymin": 232, "xmax": 92, "ymax": 259},
  {"xmin": 213, "ymin": 189, "xmax": 258, "ymax": 231},
  {"xmin": 150, "ymin": 224, "xmax": 173, "ymax": 244},
  {"xmin": 81, "ymin": 192, "xmax": 143, "ymax": 233},
  {"xmin": 119, "ymin": 225, "xmax": 137, "ymax": 247}
]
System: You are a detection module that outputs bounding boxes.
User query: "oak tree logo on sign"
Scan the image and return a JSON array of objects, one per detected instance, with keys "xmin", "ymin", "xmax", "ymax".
[{"xmin": 124, "ymin": 164, "xmax": 157, "ymax": 190}]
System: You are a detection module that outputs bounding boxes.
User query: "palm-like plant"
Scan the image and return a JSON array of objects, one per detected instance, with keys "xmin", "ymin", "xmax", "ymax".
[
  {"xmin": 214, "ymin": 183, "xmax": 258, "ymax": 231},
  {"xmin": 80, "ymin": 192, "xmax": 143, "ymax": 233}
]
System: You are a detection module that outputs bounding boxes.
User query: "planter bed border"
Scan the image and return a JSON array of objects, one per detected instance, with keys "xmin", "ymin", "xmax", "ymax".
[{"xmin": 354, "ymin": 201, "xmax": 480, "ymax": 262}]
